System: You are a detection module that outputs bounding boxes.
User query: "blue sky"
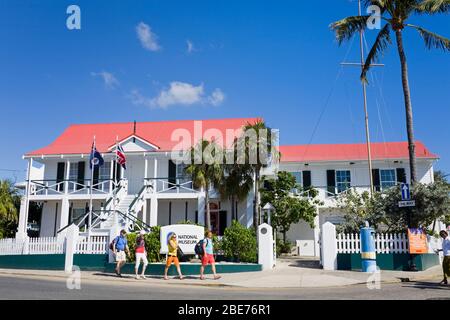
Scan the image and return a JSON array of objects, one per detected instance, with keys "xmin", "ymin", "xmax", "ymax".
[{"xmin": 0, "ymin": 0, "xmax": 449, "ymax": 181}]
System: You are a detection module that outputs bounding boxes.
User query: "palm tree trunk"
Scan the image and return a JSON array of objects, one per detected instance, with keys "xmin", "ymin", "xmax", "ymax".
[
  {"xmin": 205, "ymin": 184, "xmax": 211, "ymax": 231},
  {"xmin": 231, "ymin": 195, "xmax": 236, "ymax": 221},
  {"xmin": 395, "ymin": 30, "xmax": 417, "ymax": 184},
  {"xmin": 253, "ymin": 168, "xmax": 261, "ymax": 228}
]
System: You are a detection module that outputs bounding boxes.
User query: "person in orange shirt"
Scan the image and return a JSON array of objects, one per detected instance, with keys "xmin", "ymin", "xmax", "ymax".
[{"xmin": 164, "ymin": 232, "xmax": 184, "ymax": 280}]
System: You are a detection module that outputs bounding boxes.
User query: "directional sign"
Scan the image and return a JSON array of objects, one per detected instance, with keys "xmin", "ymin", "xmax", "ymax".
[
  {"xmin": 401, "ymin": 183, "xmax": 410, "ymax": 201},
  {"xmin": 398, "ymin": 200, "xmax": 415, "ymax": 208}
]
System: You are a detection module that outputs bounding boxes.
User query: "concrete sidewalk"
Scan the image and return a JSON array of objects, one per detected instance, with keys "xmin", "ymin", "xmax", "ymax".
[{"xmin": 0, "ymin": 258, "xmax": 444, "ymax": 289}]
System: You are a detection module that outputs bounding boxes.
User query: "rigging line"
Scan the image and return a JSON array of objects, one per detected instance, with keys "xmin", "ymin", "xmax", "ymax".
[
  {"xmin": 344, "ymin": 80, "xmax": 359, "ymax": 143},
  {"xmin": 300, "ymin": 34, "xmax": 356, "ymax": 161},
  {"xmin": 362, "ymin": 34, "xmax": 394, "ymax": 135}
]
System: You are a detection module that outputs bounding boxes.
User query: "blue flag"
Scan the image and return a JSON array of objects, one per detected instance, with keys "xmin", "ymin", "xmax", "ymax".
[{"xmin": 90, "ymin": 143, "xmax": 104, "ymax": 169}]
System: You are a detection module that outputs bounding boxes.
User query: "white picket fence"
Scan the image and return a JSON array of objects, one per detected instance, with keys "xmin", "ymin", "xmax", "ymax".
[
  {"xmin": 0, "ymin": 235, "xmax": 109, "ymax": 255},
  {"xmin": 75, "ymin": 236, "xmax": 109, "ymax": 254},
  {"xmin": 337, "ymin": 233, "xmax": 409, "ymax": 254}
]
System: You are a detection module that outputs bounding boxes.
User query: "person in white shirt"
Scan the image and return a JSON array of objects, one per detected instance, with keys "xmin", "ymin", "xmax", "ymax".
[{"xmin": 435, "ymin": 230, "xmax": 450, "ymax": 285}]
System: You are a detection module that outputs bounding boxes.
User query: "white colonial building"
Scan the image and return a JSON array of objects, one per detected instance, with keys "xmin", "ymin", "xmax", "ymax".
[{"xmin": 15, "ymin": 117, "xmax": 439, "ymax": 257}]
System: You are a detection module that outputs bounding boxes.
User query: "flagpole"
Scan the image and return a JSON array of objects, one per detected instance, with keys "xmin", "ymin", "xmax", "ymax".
[
  {"xmin": 114, "ymin": 136, "xmax": 118, "ymax": 226},
  {"xmin": 89, "ymin": 136, "xmax": 95, "ymax": 231}
]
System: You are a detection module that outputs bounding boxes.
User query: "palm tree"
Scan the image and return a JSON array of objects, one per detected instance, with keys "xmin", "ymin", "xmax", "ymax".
[
  {"xmin": 331, "ymin": 0, "xmax": 450, "ymax": 184},
  {"xmin": 185, "ymin": 140, "xmax": 224, "ymax": 231},
  {"xmin": 218, "ymin": 151, "xmax": 254, "ymax": 221},
  {"xmin": 237, "ymin": 120, "xmax": 276, "ymax": 228},
  {"xmin": 0, "ymin": 180, "xmax": 19, "ymax": 223}
]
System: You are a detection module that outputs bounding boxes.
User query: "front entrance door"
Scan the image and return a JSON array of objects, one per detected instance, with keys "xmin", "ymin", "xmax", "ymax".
[
  {"xmin": 125, "ymin": 160, "xmax": 144, "ymax": 195},
  {"xmin": 209, "ymin": 203, "xmax": 227, "ymax": 236}
]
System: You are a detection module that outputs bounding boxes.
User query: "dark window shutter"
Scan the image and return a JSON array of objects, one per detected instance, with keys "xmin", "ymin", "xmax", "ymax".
[
  {"xmin": 302, "ymin": 171, "xmax": 312, "ymax": 189},
  {"xmin": 77, "ymin": 162, "xmax": 85, "ymax": 190},
  {"xmin": 168, "ymin": 160, "xmax": 176, "ymax": 186},
  {"xmin": 56, "ymin": 162, "xmax": 65, "ymax": 191},
  {"xmin": 93, "ymin": 166, "xmax": 100, "ymax": 190},
  {"xmin": 396, "ymin": 168, "xmax": 407, "ymax": 184},
  {"xmin": 219, "ymin": 210, "xmax": 227, "ymax": 236},
  {"xmin": 326, "ymin": 170, "xmax": 336, "ymax": 195},
  {"xmin": 372, "ymin": 169, "xmax": 380, "ymax": 192},
  {"xmin": 113, "ymin": 161, "xmax": 121, "ymax": 183}
]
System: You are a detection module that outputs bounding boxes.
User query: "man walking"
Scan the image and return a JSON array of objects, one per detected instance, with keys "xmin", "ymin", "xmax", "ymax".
[
  {"xmin": 200, "ymin": 230, "xmax": 221, "ymax": 280},
  {"xmin": 135, "ymin": 230, "xmax": 148, "ymax": 280},
  {"xmin": 112, "ymin": 229, "xmax": 130, "ymax": 277},
  {"xmin": 435, "ymin": 230, "xmax": 450, "ymax": 285}
]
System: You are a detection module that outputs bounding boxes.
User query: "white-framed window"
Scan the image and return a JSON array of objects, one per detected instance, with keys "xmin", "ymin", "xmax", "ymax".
[
  {"xmin": 380, "ymin": 169, "xmax": 396, "ymax": 190},
  {"xmin": 69, "ymin": 165, "xmax": 78, "ymax": 181},
  {"xmin": 99, "ymin": 162, "xmax": 111, "ymax": 181},
  {"xmin": 291, "ymin": 172, "xmax": 302, "ymax": 193},
  {"xmin": 336, "ymin": 170, "xmax": 351, "ymax": 193}
]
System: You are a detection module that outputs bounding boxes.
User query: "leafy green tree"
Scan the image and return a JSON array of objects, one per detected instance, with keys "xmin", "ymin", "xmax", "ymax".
[
  {"xmin": 126, "ymin": 226, "xmax": 162, "ymax": 262},
  {"xmin": 260, "ymin": 171, "xmax": 322, "ymax": 243},
  {"xmin": 336, "ymin": 189, "xmax": 386, "ymax": 233},
  {"xmin": 185, "ymin": 140, "xmax": 224, "ymax": 231},
  {"xmin": 0, "ymin": 180, "xmax": 20, "ymax": 238},
  {"xmin": 331, "ymin": 0, "xmax": 450, "ymax": 183}
]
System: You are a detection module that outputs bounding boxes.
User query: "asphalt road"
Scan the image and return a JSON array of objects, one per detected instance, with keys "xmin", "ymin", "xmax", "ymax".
[{"xmin": 0, "ymin": 274, "xmax": 449, "ymax": 300}]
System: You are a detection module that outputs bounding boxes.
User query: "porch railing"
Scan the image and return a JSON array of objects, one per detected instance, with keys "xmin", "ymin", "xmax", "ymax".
[
  {"xmin": 29, "ymin": 179, "xmax": 122, "ymax": 196},
  {"xmin": 144, "ymin": 177, "xmax": 197, "ymax": 194}
]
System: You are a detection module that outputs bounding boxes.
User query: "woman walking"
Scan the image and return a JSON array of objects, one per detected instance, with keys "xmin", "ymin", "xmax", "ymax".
[
  {"xmin": 135, "ymin": 230, "xmax": 148, "ymax": 280},
  {"xmin": 164, "ymin": 232, "xmax": 184, "ymax": 280}
]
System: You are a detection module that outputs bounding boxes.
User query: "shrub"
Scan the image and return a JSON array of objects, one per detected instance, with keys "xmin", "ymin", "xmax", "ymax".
[
  {"xmin": 221, "ymin": 221, "xmax": 257, "ymax": 263},
  {"xmin": 276, "ymin": 239, "xmax": 293, "ymax": 256},
  {"xmin": 126, "ymin": 226, "xmax": 162, "ymax": 263}
]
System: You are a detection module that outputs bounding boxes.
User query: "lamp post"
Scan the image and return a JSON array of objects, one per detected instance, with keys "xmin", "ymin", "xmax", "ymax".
[{"xmin": 262, "ymin": 202, "xmax": 275, "ymax": 225}]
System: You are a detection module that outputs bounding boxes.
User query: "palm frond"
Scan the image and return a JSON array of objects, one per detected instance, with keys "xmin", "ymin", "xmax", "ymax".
[
  {"xmin": 361, "ymin": 23, "xmax": 392, "ymax": 82},
  {"xmin": 330, "ymin": 15, "xmax": 370, "ymax": 45},
  {"xmin": 415, "ymin": 0, "xmax": 450, "ymax": 14},
  {"xmin": 407, "ymin": 24, "xmax": 450, "ymax": 50}
]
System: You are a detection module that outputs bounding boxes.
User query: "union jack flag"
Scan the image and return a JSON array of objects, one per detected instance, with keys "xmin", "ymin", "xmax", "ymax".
[{"xmin": 116, "ymin": 144, "xmax": 127, "ymax": 170}]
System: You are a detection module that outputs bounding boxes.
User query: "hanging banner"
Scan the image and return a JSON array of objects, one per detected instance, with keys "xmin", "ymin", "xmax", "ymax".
[{"xmin": 407, "ymin": 228, "xmax": 428, "ymax": 254}]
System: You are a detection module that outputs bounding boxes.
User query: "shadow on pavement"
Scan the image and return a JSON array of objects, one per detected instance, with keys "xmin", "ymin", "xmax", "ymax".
[
  {"xmin": 287, "ymin": 259, "xmax": 321, "ymax": 269},
  {"xmin": 401, "ymin": 281, "xmax": 450, "ymax": 291}
]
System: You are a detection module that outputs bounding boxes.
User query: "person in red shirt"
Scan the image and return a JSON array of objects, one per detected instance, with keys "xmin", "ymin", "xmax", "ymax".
[{"xmin": 135, "ymin": 230, "xmax": 148, "ymax": 280}]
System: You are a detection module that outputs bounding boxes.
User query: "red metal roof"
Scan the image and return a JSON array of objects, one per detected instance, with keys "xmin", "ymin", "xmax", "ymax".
[
  {"xmin": 279, "ymin": 141, "xmax": 438, "ymax": 162},
  {"xmin": 26, "ymin": 118, "xmax": 262, "ymax": 156}
]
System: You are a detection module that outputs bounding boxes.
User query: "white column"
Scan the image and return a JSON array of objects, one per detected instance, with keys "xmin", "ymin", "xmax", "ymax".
[
  {"xmin": 313, "ymin": 210, "xmax": 321, "ymax": 258},
  {"xmin": 321, "ymin": 222, "xmax": 337, "ymax": 271},
  {"xmin": 110, "ymin": 159, "xmax": 114, "ymax": 192},
  {"xmin": 17, "ymin": 158, "xmax": 33, "ymax": 239},
  {"xmin": 258, "ymin": 223, "xmax": 274, "ymax": 270},
  {"xmin": 64, "ymin": 224, "xmax": 79, "ymax": 273},
  {"xmin": 197, "ymin": 189, "xmax": 206, "ymax": 226},
  {"xmin": 144, "ymin": 157, "xmax": 148, "ymax": 189},
  {"xmin": 246, "ymin": 189, "xmax": 254, "ymax": 228},
  {"xmin": 65, "ymin": 160, "xmax": 71, "ymax": 194},
  {"xmin": 153, "ymin": 157, "xmax": 158, "ymax": 178},
  {"xmin": 149, "ymin": 196, "xmax": 158, "ymax": 226},
  {"xmin": 108, "ymin": 225, "xmax": 120, "ymax": 263},
  {"xmin": 58, "ymin": 198, "xmax": 71, "ymax": 237}
]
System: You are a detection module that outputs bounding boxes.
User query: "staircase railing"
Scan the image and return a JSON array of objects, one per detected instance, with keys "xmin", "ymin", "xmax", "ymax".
[{"xmin": 128, "ymin": 184, "xmax": 153, "ymax": 217}]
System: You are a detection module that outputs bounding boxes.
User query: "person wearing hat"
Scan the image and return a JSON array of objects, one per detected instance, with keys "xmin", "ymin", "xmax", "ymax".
[
  {"xmin": 113, "ymin": 229, "xmax": 130, "ymax": 277},
  {"xmin": 435, "ymin": 230, "xmax": 450, "ymax": 285},
  {"xmin": 135, "ymin": 230, "xmax": 148, "ymax": 280}
]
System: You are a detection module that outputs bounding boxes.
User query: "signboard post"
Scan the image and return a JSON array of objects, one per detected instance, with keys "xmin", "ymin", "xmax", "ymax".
[
  {"xmin": 398, "ymin": 183, "xmax": 415, "ymax": 208},
  {"xmin": 407, "ymin": 228, "xmax": 428, "ymax": 254}
]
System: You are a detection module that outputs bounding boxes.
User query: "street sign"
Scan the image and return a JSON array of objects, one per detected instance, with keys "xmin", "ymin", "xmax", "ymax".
[
  {"xmin": 401, "ymin": 183, "xmax": 410, "ymax": 201},
  {"xmin": 398, "ymin": 200, "xmax": 415, "ymax": 207}
]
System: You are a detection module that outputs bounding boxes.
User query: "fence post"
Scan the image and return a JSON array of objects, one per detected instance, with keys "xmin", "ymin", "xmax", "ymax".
[
  {"xmin": 64, "ymin": 224, "xmax": 79, "ymax": 273},
  {"xmin": 108, "ymin": 226, "xmax": 120, "ymax": 263},
  {"xmin": 321, "ymin": 222, "xmax": 337, "ymax": 270}
]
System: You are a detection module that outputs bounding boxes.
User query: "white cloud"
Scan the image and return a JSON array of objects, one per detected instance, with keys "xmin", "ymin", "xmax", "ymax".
[
  {"xmin": 186, "ymin": 39, "xmax": 195, "ymax": 54},
  {"xmin": 91, "ymin": 71, "xmax": 119, "ymax": 89},
  {"xmin": 129, "ymin": 81, "xmax": 225, "ymax": 109},
  {"xmin": 136, "ymin": 22, "xmax": 161, "ymax": 52},
  {"xmin": 208, "ymin": 88, "xmax": 225, "ymax": 106}
]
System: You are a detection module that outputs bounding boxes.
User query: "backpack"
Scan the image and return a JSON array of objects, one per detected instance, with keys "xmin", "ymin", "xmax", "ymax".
[
  {"xmin": 194, "ymin": 238, "xmax": 209, "ymax": 256},
  {"xmin": 109, "ymin": 236, "xmax": 119, "ymax": 251}
]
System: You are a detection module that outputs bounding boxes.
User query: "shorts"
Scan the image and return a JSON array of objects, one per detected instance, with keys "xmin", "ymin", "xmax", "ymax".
[
  {"xmin": 201, "ymin": 253, "xmax": 215, "ymax": 266},
  {"xmin": 135, "ymin": 252, "xmax": 148, "ymax": 268},
  {"xmin": 166, "ymin": 255, "xmax": 180, "ymax": 268},
  {"xmin": 115, "ymin": 251, "xmax": 126, "ymax": 262}
]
